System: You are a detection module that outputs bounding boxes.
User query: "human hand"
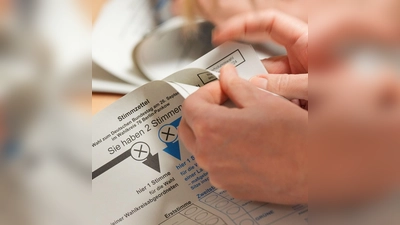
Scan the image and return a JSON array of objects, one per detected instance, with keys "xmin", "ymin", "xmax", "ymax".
[
  {"xmin": 309, "ymin": 71, "xmax": 400, "ymax": 205},
  {"xmin": 178, "ymin": 64, "xmax": 308, "ymax": 204},
  {"xmin": 250, "ymin": 74, "xmax": 308, "ymax": 109},
  {"xmin": 213, "ymin": 10, "xmax": 308, "ymax": 75},
  {"xmin": 173, "ymin": 0, "xmax": 307, "ymax": 24},
  {"xmin": 309, "ymin": 0, "xmax": 400, "ymax": 68},
  {"xmin": 307, "ymin": 0, "xmax": 400, "ymax": 205},
  {"xmin": 311, "ymin": 0, "xmax": 400, "ymax": 45},
  {"xmin": 212, "ymin": 10, "xmax": 308, "ymax": 106}
]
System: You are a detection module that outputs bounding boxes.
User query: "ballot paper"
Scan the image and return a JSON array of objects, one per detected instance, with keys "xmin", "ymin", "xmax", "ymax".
[{"xmin": 92, "ymin": 42, "xmax": 309, "ymax": 225}]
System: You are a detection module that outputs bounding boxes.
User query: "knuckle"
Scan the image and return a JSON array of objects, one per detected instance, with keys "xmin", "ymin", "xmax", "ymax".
[
  {"xmin": 228, "ymin": 77, "xmax": 242, "ymax": 87},
  {"xmin": 263, "ymin": 9, "xmax": 279, "ymax": 17},
  {"xmin": 182, "ymin": 97, "xmax": 197, "ymax": 114},
  {"xmin": 275, "ymin": 75, "xmax": 290, "ymax": 95},
  {"xmin": 227, "ymin": 77, "xmax": 246, "ymax": 92},
  {"xmin": 192, "ymin": 118, "xmax": 217, "ymax": 143},
  {"xmin": 195, "ymin": 153, "xmax": 210, "ymax": 171},
  {"xmin": 258, "ymin": 8, "xmax": 278, "ymax": 18},
  {"xmin": 191, "ymin": 143, "xmax": 213, "ymax": 171},
  {"xmin": 206, "ymin": 160, "xmax": 223, "ymax": 174},
  {"xmin": 191, "ymin": 119, "xmax": 206, "ymax": 138},
  {"xmin": 208, "ymin": 174, "xmax": 225, "ymax": 190}
]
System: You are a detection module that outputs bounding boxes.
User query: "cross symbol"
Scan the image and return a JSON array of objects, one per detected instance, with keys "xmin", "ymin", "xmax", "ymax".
[
  {"xmin": 133, "ymin": 144, "xmax": 148, "ymax": 158},
  {"xmin": 161, "ymin": 127, "xmax": 176, "ymax": 141}
]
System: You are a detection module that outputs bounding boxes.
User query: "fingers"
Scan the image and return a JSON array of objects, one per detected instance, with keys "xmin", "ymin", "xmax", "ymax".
[
  {"xmin": 261, "ymin": 56, "xmax": 291, "ymax": 74},
  {"xmin": 213, "ymin": 10, "xmax": 308, "ymax": 73},
  {"xmin": 213, "ymin": 10, "xmax": 308, "ymax": 49},
  {"xmin": 180, "ymin": 80, "xmax": 227, "ymax": 127},
  {"xmin": 219, "ymin": 64, "xmax": 274, "ymax": 108},
  {"xmin": 370, "ymin": 73, "xmax": 400, "ymax": 112},
  {"xmin": 250, "ymin": 74, "xmax": 308, "ymax": 100},
  {"xmin": 181, "ymin": 80, "xmax": 228, "ymax": 123},
  {"xmin": 310, "ymin": 9, "xmax": 400, "ymax": 63},
  {"xmin": 179, "ymin": 80, "xmax": 228, "ymax": 153},
  {"xmin": 316, "ymin": 10, "xmax": 400, "ymax": 45}
]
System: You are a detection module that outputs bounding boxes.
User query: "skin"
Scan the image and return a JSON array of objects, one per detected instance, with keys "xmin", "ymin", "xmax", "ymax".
[
  {"xmin": 178, "ymin": 65, "xmax": 308, "ymax": 204},
  {"xmin": 309, "ymin": 0, "xmax": 400, "ymax": 67},
  {"xmin": 179, "ymin": 5, "xmax": 400, "ymax": 206},
  {"xmin": 179, "ymin": 11, "xmax": 309, "ymax": 204},
  {"xmin": 309, "ymin": 71, "xmax": 400, "ymax": 206},
  {"xmin": 172, "ymin": 0, "xmax": 308, "ymax": 23},
  {"xmin": 308, "ymin": 4, "xmax": 400, "ymax": 205},
  {"xmin": 212, "ymin": 10, "xmax": 308, "ymax": 101},
  {"xmin": 0, "ymin": 0, "xmax": 11, "ymax": 18}
]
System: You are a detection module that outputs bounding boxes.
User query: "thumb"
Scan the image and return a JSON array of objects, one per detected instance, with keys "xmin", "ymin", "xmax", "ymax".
[
  {"xmin": 250, "ymin": 74, "xmax": 308, "ymax": 100},
  {"xmin": 219, "ymin": 64, "xmax": 275, "ymax": 108}
]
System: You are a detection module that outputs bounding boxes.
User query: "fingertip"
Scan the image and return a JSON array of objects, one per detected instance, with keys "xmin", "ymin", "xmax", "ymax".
[
  {"xmin": 211, "ymin": 28, "xmax": 223, "ymax": 45},
  {"xmin": 219, "ymin": 64, "xmax": 263, "ymax": 107},
  {"xmin": 203, "ymin": 80, "xmax": 229, "ymax": 104},
  {"xmin": 220, "ymin": 64, "xmax": 237, "ymax": 76},
  {"xmin": 211, "ymin": 37, "xmax": 223, "ymax": 46},
  {"xmin": 219, "ymin": 64, "xmax": 238, "ymax": 86},
  {"xmin": 211, "ymin": 25, "xmax": 239, "ymax": 45}
]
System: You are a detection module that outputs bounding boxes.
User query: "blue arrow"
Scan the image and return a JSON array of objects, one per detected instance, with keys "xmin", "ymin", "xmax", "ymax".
[
  {"xmin": 163, "ymin": 141, "xmax": 181, "ymax": 160},
  {"xmin": 170, "ymin": 117, "xmax": 181, "ymax": 127},
  {"xmin": 161, "ymin": 117, "xmax": 182, "ymax": 160}
]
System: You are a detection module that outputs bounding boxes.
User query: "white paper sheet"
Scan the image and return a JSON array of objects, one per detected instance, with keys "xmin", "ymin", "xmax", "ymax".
[{"xmin": 92, "ymin": 42, "xmax": 308, "ymax": 225}]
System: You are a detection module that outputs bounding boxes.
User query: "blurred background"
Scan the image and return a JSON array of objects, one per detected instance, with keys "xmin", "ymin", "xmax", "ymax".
[
  {"xmin": 0, "ymin": 0, "xmax": 399, "ymax": 224},
  {"xmin": 1, "ymin": 0, "xmax": 91, "ymax": 224}
]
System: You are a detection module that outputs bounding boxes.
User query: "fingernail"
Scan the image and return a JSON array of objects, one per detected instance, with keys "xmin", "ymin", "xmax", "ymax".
[
  {"xmin": 250, "ymin": 76, "xmax": 268, "ymax": 89},
  {"xmin": 221, "ymin": 64, "xmax": 236, "ymax": 74}
]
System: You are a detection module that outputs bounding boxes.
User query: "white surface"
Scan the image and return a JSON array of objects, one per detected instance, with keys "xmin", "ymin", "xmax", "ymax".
[
  {"xmin": 185, "ymin": 42, "xmax": 268, "ymax": 80},
  {"xmin": 35, "ymin": 0, "xmax": 91, "ymax": 76},
  {"xmin": 92, "ymin": 0, "xmax": 156, "ymax": 85},
  {"xmin": 92, "ymin": 62, "xmax": 137, "ymax": 94}
]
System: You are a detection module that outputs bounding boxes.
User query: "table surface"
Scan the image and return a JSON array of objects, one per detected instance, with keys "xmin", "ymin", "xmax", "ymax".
[{"xmin": 92, "ymin": 0, "xmax": 123, "ymax": 115}]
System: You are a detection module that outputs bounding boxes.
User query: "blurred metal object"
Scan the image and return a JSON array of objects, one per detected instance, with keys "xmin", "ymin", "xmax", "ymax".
[{"xmin": 133, "ymin": 17, "xmax": 215, "ymax": 80}]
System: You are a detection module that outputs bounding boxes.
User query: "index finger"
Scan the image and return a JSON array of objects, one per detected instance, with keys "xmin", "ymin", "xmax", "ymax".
[
  {"xmin": 181, "ymin": 80, "xmax": 229, "ymax": 126},
  {"xmin": 213, "ymin": 10, "xmax": 308, "ymax": 49}
]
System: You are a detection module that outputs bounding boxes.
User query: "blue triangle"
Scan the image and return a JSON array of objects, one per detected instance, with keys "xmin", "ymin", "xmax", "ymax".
[
  {"xmin": 163, "ymin": 141, "xmax": 181, "ymax": 160},
  {"xmin": 170, "ymin": 117, "xmax": 181, "ymax": 127}
]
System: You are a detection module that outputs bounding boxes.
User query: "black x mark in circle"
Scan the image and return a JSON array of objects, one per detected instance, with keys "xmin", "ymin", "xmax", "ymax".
[
  {"xmin": 162, "ymin": 127, "xmax": 176, "ymax": 141},
  {"xmin": 133, "ymin": 144, "xmax": 148, "ymax": 158}
]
